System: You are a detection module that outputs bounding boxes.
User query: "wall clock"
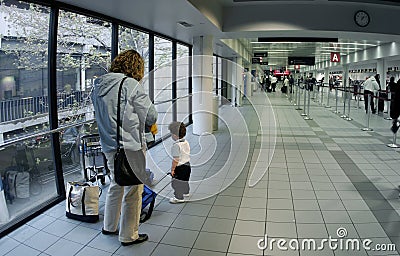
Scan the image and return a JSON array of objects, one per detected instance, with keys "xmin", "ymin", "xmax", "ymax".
[{"xmin": 354, "ymin": 10, "xmax": 370, "ymax": 27}]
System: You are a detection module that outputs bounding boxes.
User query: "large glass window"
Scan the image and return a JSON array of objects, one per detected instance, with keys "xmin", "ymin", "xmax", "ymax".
[
  {"xmin": 119, "ymin": 26, "xmax": 149, "ymax": 76},
  {"xmin": 56, "ymin": 10, "xmax": 111, "ymax": 181},
  {"xmin": 0, "ymin": 1, "xmax": 57, "ymax": 233},
  {"xmin": 154, "ymin": 37, "xmax": 172, "ymax": 140},
  {"xmin": 176, "ymin": 44, "xmax": 190, "ymax": 124}
]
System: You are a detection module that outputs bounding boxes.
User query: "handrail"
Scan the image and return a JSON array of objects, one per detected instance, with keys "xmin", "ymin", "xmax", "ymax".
[{"xmin": 0, "ymin": 119, "xmax": 95, "ymax": 149}]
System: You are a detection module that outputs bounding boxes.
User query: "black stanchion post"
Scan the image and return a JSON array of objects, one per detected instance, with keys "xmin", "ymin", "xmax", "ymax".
[{"xmin": 362, "ymin": 94, "xmax": 373, "ymax": 131}]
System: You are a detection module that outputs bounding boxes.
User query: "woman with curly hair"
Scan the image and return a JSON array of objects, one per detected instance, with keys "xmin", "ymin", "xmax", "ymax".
[{"xmin": 91, "ymin": 49, "xmax": 157, "ymax": 246}]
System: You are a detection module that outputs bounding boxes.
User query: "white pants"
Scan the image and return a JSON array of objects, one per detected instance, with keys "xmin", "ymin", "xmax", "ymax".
[{"xmin": 103, "ymin": 151, "xmax": 143, "ymax": 243}]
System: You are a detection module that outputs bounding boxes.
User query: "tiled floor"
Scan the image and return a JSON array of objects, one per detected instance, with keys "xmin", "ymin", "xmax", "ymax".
[{"xmin": 1, "ymin": 86, "xmax": 400, "ymax": 256}]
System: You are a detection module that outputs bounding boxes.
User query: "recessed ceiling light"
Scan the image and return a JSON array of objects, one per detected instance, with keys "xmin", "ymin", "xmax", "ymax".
[{"xmin": 177, "ymin": 21, "xmax": 194, "ymax": 27}]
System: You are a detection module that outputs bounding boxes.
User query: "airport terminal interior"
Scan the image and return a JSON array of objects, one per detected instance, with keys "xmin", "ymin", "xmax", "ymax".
[{"xmin": 1, "ymin": 0, "xmax": 400, "ymax": 255}]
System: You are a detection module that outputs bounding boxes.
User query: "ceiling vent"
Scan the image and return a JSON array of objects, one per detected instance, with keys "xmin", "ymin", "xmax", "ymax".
[{"xmin": 177, "ymin": 21, "xmax": 194, "ymax": 28}]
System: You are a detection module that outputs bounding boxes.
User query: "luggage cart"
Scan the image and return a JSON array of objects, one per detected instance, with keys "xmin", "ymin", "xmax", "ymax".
[{"xmin": 80, "ymin": 134, "xmax": 109, "ymax": 185}]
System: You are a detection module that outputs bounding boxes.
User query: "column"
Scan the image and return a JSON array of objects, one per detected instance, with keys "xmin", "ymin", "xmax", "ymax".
[
  {"xmin": 236, "ymin": 56, "xmax": 243, "ymax": 107},
  {"xmin": 230, "ymin": 59, "xmax": 236, "ymax": 106},
  {"xmin": 192, "ymin": 35, "xmax": 213, "ymax": 135},
  {"xmin": 221, "ymin": 58, "xmax": 229, "ymax": 100},
  {"xmin": 377, "ymin": 58, "xmax": 386, "ymax": 90}
]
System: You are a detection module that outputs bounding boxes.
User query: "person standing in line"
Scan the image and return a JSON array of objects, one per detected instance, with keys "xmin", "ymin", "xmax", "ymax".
[
  {"xmin": 91, "ymin": 50, "xmax": 158, "ymax": 246},
  {"xmin": 390, "ymin": 79, "xmax": 400, "ymax": 133},
  {"xmin": 168, "ymin": 121, "xmax": 191, "ymax": 204},
  {"xmin": 289, "ymin": 75, "xmax": 294, "ymax": 93},
  {"xmin": 362, "ymin": 75, "xmax": 380, "ymax": 114},
  {"xmin": 271, "ymin": 75, "xmax": 277, "ymax": 92}
]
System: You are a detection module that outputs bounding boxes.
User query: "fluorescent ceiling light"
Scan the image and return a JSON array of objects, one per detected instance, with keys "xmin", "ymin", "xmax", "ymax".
[
  {"xmin": 321, "ymin": 53, "xmax": 347, "ymax": 56},
  {"xmin": 322, "ymin": 47, "xmax": 359, "ymax": 50},
  {"xmin": 251, "ymin": 42, "xmax": 303, "ymax": 44},
  {"xmin": 336, "ymin": 42, "xmax": 376, "ymax": 46}
]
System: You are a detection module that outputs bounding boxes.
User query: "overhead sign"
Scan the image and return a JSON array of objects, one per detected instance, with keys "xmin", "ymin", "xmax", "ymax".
[
  {"xmin": 288, "ymin": 57, "xmax": 315, "ymax": 66},
  {"xmin": 260, "ymin": 61, "xmax": 269, "ymax": 65},
  {"xmin": 254, "ymin": 52, "xmax": 268, "ymax": 57},
  {"xmin": 252, "ymin": 57, "xmax": 261, "ymax": 64},
  {"xmin": 330, "ymin": 52, "xmax": 341, "ymax": 62}
]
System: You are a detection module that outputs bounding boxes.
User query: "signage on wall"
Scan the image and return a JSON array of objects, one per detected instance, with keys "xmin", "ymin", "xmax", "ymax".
[
  {"xmin": 254, "ymin": 52, "xmax": 268, "ymax": 57},
  {"xmin": 252, "ymin": 57, "xmax": 261, "ymax": 64},
  {"xmin": 260, "ymin": 61, "xmax": 268, "ymax": 65},
  {"xmin": 288, "ymin": 57, "xmax": 315, "ymax": 66},
  {"xmin": 330, "ymin": 52, "xmax": 341, "ymax": 62}
]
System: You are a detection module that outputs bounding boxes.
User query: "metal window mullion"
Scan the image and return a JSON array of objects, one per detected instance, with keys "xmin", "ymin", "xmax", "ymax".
[
  {"xmin": 172, "ymin": 42, "xmax": 177, "ymax": 122},
  {"xmin": 188, "ymin": 46, "xmax": 193, "ymax": 124},
  {"xmin": 149, "ymin": 33, "xmax": 154, "ymax": 102},
  {"xmin": 48, "ymin": 6, "xmax": 65, "ymax": 197},
  {"xmin": 111, "ymin": 22, "xmax": 118, "ymax": 60}
]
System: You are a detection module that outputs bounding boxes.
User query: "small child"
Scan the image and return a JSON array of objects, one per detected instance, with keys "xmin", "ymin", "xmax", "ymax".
[{"xmin": 168, "ymin": 122, "xmax": 191, "ymax": 204}]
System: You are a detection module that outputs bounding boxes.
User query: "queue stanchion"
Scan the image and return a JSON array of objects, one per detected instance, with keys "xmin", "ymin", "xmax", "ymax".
[
  {"xmin": 304, "ymin": 85, "xmax": 313, "ymax": 120},
  {"xmin": 333, "ymin": 87, "xmax": 339, "ymax": 113},
  {"xmin": 345, "ymin": 90, "xmax": 352, "ymax": 121},
  {"xmin": 356, "ymin": 88, "xmax": 361, "ymax": 109},
  {"xmin": 301, "ymin": 83, "xmax": 307, "ymax": 116},
  {"xmin": 340, "ymin": 87, "xmax": 347, "ymax": 118},
  {"xmin": 325, "ymin": 86, "xmax": 331, "ymax": 108},
  {"xmin": 375, "ymin": 91, "xmax": 378, "ymax": 114},
  {"xmin": 295, "ymin": 83, "xmax": 302, "ymax": 110},
  {"xmin": 362, "ymin": 94, "xmax": 373, "ymax": 131},
  {"xmin": 320, "ymin": 85, "xmax": 324, "ymax": 106},
  {"xmin": 385, "ymin": 92, "xmax": 392, "ymax": 120}
]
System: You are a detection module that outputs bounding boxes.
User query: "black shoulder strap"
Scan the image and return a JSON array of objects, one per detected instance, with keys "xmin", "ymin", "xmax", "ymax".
[{"xmin": 116, "ymin": 77, "xmax": 129, "ymax": 148}]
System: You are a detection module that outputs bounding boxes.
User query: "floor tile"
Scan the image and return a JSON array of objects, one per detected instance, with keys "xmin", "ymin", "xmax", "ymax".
[
  {"xmin": 4, "ymin": 243, "xmax": 41, "ymax": 256},
  {"xmin": 23, "ymin": 230, "xmax": 59, "ymax": 251},
  {"xmin": 44, "ymin": 238, "xmax": 84, "ymax": 256},
  {"xmin": 228, "ymin": 235, "xmax": 263, "ymax": 255},
  {"xmin": 160, "ymin": 228, "xmax": 199, "ymax": 248},
  {"xmin": 201, "ymin": 217, "xmax": 235, "ymax": 234},
  {"xmin": 64, "ymin": 225, "xmax": 99, "ymax": 245},
  {"xmin": 233, "ymin": 220, "xmax": 265, "ymax": 236},
  {"xmin": 193, "ymin": 232, "xmax": 231, "ymax": 252},
  {"xmin": 150, "ymin": 243, "xmax": 190, "ymax": 256}
]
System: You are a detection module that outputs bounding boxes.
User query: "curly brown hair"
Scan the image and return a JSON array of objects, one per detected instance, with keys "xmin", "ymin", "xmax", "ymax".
[{"xmin": 109, "ymin": 49, "xmax": 144, "ymax": 81}]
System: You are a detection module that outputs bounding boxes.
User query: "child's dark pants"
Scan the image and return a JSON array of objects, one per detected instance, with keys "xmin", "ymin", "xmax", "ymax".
[{"xmin": 172, "ymin": 163, "xmax": 191, "ymax": 200}]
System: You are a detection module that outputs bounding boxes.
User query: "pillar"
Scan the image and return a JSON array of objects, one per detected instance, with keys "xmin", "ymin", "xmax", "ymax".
[
  {"xmin": 377, "ymin": 58, "xmax": 386, "ymax": 90},
  {"xmin": 236, "ymin": 57, "xmax": 243, "ymax": 107},
  {"xmin": 192, "ymin": 35, "xmax": 213, "ymax": 135}
]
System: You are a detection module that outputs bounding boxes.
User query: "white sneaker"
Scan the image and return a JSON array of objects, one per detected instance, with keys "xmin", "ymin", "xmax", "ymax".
[
  {"xmin": 183, "ymin": 193, "xmax": 191, "ymax": 197},
  {"xmin": 169, "ymin": 197, "xmax": 185, "ymax": 204}
]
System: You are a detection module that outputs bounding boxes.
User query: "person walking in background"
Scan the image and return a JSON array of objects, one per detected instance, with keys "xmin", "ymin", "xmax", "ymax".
[
  {"xmin": 91, "ymin": 50, "xmax": 158, "ymax": 246},
  {"xmin": 362, "ymin": 75, "xmax": 380, "ymax": 114},
  {"xmin": 168, "ymin": 121, "xmax": 191, "ymax": 204}
]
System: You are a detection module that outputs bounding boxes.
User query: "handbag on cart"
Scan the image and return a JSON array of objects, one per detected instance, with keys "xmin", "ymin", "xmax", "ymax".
[{"xmin": 65, "ymin": 181, "xmax": 101, "ymax": 223}]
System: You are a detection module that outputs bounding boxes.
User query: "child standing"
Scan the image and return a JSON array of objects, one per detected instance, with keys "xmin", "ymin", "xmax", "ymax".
[{"xmin": 168, "ymin": 122, "xmax": 191, "ymax": 204}]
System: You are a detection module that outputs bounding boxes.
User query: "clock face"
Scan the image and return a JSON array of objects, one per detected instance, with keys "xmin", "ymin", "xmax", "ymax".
[{"xmin": 354, "ymin": 10, "xmax": 370, "ymax": 27}]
